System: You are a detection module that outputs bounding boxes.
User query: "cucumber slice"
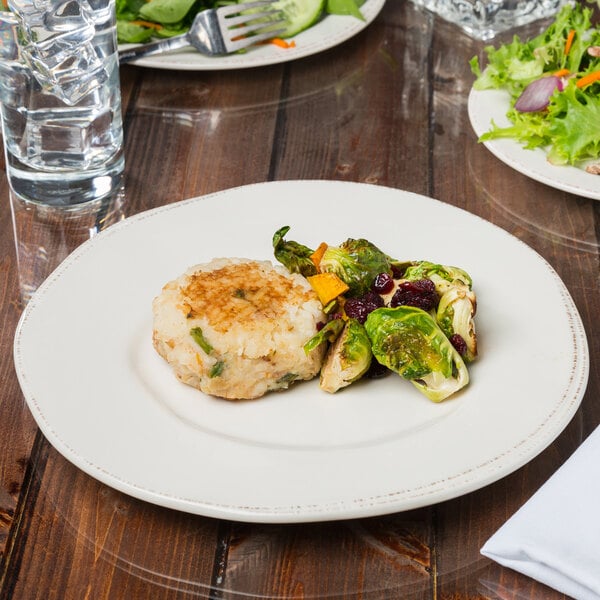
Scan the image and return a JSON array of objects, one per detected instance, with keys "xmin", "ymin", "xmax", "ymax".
[{"xmin": 241, "ymin": 0, "xmax": 326, "ymax": 38}]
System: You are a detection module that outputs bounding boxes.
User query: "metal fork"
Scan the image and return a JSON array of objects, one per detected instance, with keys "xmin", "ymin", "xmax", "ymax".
[{"xmin": 118, "ymin": 1, "xmax": 285, "ymax": 64}]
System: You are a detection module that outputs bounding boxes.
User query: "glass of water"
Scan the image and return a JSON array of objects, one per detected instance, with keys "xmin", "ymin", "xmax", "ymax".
[
  {"xmin": 0, "ymin": 0, "xmax": 124, "ymax": 207},
  {"xmin": 409, "ymin": 0, "xmax": 568, "ymax": 40}
]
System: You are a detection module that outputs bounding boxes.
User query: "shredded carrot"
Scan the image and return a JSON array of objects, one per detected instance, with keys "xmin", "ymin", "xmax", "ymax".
[
  {"xmin": 261, "ymin": 37, "xmax": 296, "ymax": 48},
  {"xmin": 552, "ymin": 68, "xmax": 570, "ymax": 78},
  {"xmin": 1, "ymin": 0, "xmax": 7, "ymax": 8},
  {"xmin": 130, "ymin": 19, "xmax": 163, "ymax": 30},
  {"xmin": 564, "ymin": 29, "xmax": 575, "ymax": 56},
  {"xmin": 576, "ymin": 70, "xmax": 600, "ymax": 88}
]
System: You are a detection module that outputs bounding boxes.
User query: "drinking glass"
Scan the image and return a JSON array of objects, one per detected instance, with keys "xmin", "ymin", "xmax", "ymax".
[
  {"xmin": 0, "ymin": 0, "xmax": 124, "ymax": 207},
  {"xmin": 409, "ymin": 0, "xmax": 568, "ymax": 40}
]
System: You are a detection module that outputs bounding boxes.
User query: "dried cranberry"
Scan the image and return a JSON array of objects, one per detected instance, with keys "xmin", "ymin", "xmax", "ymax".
[
  {"xmin": 344, "ymin": 291, "xmax": 384, "ymax": 324},
  {"xmin": 391, "ymin": 264, "xmax": 406, "ymax": 279},
  {"xmin": 365, "ymin": 360, "xmax": 391, "ymax": 379},
  {"xmin": 371, "ymin": 272, "xmax": 394, "ymax": 294},
  {"xmin": 390, "ymin": 279, "xmax": 439, "ymax": 312},
  {"xmin": 449, "ymin": 333, "xmax": 468, "ymax": 356},
  {"xmin": 344, "ymin": 298, "xmax": 369, "ymax": 323},
  {"xmin": 363, "ymin": 290, "xmax": 385, "ymax": 310}
]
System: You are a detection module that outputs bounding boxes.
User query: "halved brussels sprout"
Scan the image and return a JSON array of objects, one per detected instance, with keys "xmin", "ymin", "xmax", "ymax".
[
  {"xmin": 319, "ymin": 238, "xmax": 391, "ymax": 297},
  {"xmin": 403, "ymin": 261, "xmax": 473, "ymax": 294},
  {"xmin": 320, "ymin": 318, "xmax": 372, "ymax": 393},
  {"xmin": 436, "ymin": 284, "xmax": 477, "ymax": 362},
  {"xmin": 364, "ymin": 306, "xmax": 469, "ymax": 402}
]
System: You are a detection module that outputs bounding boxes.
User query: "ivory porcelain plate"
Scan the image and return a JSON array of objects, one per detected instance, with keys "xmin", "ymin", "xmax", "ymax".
[
  {"xmin": 119, "ymin": 0, "xmax": 386, "ymax": 70},
  {"xmin": 14, "ymin": 181, "xmax": 589, "ymax": 523},
  {"xmin": 468, "ymin": 87, "xmax": 600, "ymax": 200}
]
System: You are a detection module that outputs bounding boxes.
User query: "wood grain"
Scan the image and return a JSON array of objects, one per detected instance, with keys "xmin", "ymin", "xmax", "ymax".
[{"xmin": 0, "ymin": 1, "xmax": 596, "ymax": 598}]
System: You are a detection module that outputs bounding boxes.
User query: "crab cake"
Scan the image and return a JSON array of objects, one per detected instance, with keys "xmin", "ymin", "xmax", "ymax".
[{"xmin": 152, "ymin": 258, "xmax": 326, "ymax": 400}]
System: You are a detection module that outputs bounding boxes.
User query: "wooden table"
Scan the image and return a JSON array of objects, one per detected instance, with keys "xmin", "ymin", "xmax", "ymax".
[{"xmin": 1, "ymin": 2, "xmax": 598, "ymax": 598}]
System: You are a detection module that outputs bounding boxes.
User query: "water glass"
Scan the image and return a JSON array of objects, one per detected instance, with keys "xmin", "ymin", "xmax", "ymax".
[
  {"xmin": 0, "ymin": 0, "xmax": 124, "ymax": 207},
  {"xmin": 409, "ymin": 0, "xmax": 568, "ymax": 40}
]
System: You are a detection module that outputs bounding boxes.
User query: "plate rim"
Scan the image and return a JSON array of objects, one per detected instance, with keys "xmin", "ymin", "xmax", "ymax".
[{"xmin": 13, "ymin": 180, "xmax": 590, "ymax": 523}]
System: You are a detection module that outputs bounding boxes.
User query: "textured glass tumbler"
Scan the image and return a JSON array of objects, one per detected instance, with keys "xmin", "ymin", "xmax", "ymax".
[
  {"xmin": 0, "ymin": 1, "xmax": 124, "ymax": 207},
  {"xmin": 410, "ymin": 0, "xmax": 568, "ymax": 40}
]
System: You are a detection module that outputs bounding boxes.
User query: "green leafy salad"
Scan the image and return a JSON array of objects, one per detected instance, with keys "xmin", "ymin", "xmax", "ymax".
[
  {"xmin": 116, "ymin": 0, "xmax": 366, "ymax": 45},
  {"xmin": 470, "ymin": 3, "xmax": 600, "ymax": 169}
]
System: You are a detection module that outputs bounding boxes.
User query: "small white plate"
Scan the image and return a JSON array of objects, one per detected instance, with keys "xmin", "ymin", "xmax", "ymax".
[
  {"xmin": 120, "ymin": 0, "xmax": 386, "ymax": 70},
  {"xmin": 14, "ymin": 180, "xmax": 589, "ymax": 523},
  {"xmin": 468, "ymin": 87, "xmax": 600, "ymax": 200}
]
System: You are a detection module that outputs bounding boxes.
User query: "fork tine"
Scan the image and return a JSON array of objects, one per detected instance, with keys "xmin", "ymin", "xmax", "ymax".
[
  {"xmin": 228, "ymin": 20, "xmax": 285, "ymax": 40},
  {"xmin": 218, "ymin": 1, "xmax": 286, "ymax": 48},
  {"xmin": 223, "ymin": 9, "xmax": 283, "ymax": 29},
  {"xmin": 226, "ymin": 26, "xmax": 287, "ymax": 52}
]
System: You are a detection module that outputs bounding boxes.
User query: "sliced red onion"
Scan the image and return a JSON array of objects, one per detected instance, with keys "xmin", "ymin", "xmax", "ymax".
[{"xmin": 514, "ymin": 75, "xmax": 563, "ymax": 112}]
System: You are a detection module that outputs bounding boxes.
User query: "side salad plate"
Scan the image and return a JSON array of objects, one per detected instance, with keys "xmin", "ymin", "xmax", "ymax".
[
  {"xmin": 14, "ymin": 181, "xmax": 588, "ymax": 523},
  {"xmin": 467, "ymin": 3, "xmax": 600, "ymax": 201},
  {"xmin": 119, "ymin": 0, "xmax": 386, "ymax": 70},
  {"xmin": 468, "ymin": 87, "xmax": 600, "ymax": 200}
]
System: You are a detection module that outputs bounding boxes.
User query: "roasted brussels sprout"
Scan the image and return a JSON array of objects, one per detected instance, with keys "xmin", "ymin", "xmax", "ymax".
[
  {"xmin": 436, "ymin": 285, "xmax": 477, "ymax": 362},
  {"xmin": 319, "ymin": 238, "xmax": 391, "ymax": 297},
  {"xmin": 402, "ymin": 261, "xmax": 477, "ymax": 362},
  {"xmin": 364, "ymin": 306, "xmax": 469, "ymax": 402},
  {"xmin": 403, "ymin": 261, "xmax": 473, "ymax": 294},
  {"xmin": 304, "ymin": 318, "xmax": 344, "ymax": 354},
  {"xmin": 272, "ymin": 226, "xmax": 317, "ymax": 277},
  {"xmin": 320, "ymin": 318, "xmax": 372, "ymax": 393}
]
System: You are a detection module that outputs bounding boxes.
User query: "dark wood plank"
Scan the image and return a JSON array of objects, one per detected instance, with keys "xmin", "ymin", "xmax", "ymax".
[
  {"xmin": 3, "ymin": 444, "xmax": 219, "ymax": 600},
  {"xmin": 121, "ymin": 64, "xmax": 286, "ymax": 215},
  {"xmin": 269, "ymin": 1, "xmax": 432, "ymax": 194},
  {"xmin": 430, "ymin": 8, "xmax": 600, "ymax": 600},
  {"xmin": 218, "ymin": 512, "xmax": 434, "ymax": 599},
  {"xmin": 0, "ymin": 184, "xmax": 41, "ymax": 579}
]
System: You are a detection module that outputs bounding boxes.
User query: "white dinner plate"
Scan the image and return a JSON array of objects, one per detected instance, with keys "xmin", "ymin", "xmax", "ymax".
[
  {"xmin": 119, "ymin": 0, "xmax": 386, "ymax": 70},
  {"xmin": 14, "ymin": 180, "xmax": 588, "ymax": 523},
  {"xmin": 468, "ymin": 87, "xmax": 600, "ymax": 200}
]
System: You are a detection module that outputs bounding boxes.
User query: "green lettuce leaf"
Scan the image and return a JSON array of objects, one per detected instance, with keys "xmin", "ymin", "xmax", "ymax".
[
  {"xmin": 116, "ymin": 20, "xmax": 156, "ymax": 43},
  {"xmin": 546, "ymin": 82, "xmax": 600, "ymax": 165},
  {"xmin": 471, "ymin": 3, "xmax": 600, "ymax": 167},
  {"xmin": 139, "ymin": 0, "xmax": 198, "ymax": 24}
]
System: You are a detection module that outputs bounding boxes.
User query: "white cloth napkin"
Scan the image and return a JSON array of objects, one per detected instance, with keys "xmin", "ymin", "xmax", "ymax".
[{"xmin": 481, "ymin": 425, "xmax": 600, "ymax": 600}]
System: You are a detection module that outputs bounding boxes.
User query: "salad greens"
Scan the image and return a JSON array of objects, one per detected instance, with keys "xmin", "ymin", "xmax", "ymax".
[
  {"xmin": 470, "ymin": 3, "xmax": 600, "ymax": 168},
  {"xmin": 273, "ymin": 227, "xmax": 477, "ymax": 401},
  {"xmin": 116, "ymin": 0, "xmax": 365, "ymax": 44}
]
